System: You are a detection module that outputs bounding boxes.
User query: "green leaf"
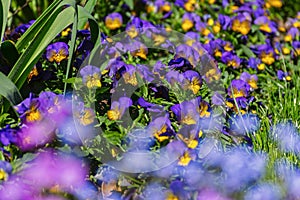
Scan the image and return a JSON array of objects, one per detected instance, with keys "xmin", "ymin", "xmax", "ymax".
[
  {"xmin": 124, "ymin": 0, "xmax": 134, "ymax": 10},
  {"xmin": 241, "ymin": 44, "xmax": 255, "ymax": 58},
  {"xmin": 77, "ymin": 5, "xmax": 100, "ymax": 44},
  {"xmin": 0, "ymin": 71, "xmax": 22, "ymax": 106},
  {"xmin": 78, "ymin": 0, "xmax": 97, "ymax": 29},
  {"xmin": 64, "ymin": 5, "xmax": 78, "ymax": 95},
  {"xmin": 16, "ymin": 0, "xmax": 77, "ymax": 52},
  {"xmin": 0, "ymin": 40, "xmax": 19, "ymax": 67},
  {"xmin": 0, "ymin": 0, "xmax": 11, "ymax": 42}
]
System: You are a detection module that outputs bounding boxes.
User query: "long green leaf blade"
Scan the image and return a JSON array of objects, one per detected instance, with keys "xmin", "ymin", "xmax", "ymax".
[
  {"xmin": 15, "ymin": 0, "xmax": 75, "ymax": 52},
  {"xmin": 0, "ymin": 71, "xmax": 22, "ymax": 106},
  {"xmin": 64, "ymin": 5, "xmax": 78, "ymax": 95},
  {"xmin": 0, "ymin": 0, "xmax": 11, "ymax": 42},
  {"xmin": 78, "ymin": 0, "xmax": 97, "ymax": 29}
]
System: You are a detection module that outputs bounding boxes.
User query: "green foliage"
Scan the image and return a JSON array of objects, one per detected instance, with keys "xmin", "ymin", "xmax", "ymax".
[
  {"xmin": 0, "ymin": 0, "xmax": 11, "ymax": 42},
  {"xmin": 0, "ymin": 71, "xmax": 22, "ymax": 106}
]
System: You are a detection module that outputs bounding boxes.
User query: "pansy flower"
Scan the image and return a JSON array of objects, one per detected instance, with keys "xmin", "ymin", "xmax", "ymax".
[
  {"xmin": 168, "ymin": 57, "xmax": 193, "ymax": 71},
  {"xmin": 107, "ymin": 97, "xmax": 132, "ymax": 121},
  {"xmin": 265, "ymin": 0, "xmax": 282, "ymax": 8},
  {"xmin": 254, "ymin": 16, "xmax": 277, "ymax": 34},
  {"xmin": 147, "ymin": 116, "xmax": 174, "ymax": 142},
  {"xmin": 240, "ymin": 72, "xmax": 258, "ymax": 89},
  {"xmin": 178, "ymin": 149, "xmax": 196, "ymax": 166},
  {"xmin": 228, "ymin": 79, "xmax": 250, "ymax": 99},
  {"xmin": 79, "ymin": 65, "xmax": 102, "ymax": 89},
  {"xmin": 171, "ymin": 100, "xmax": 200, "ymax": 125},
  {"xmin": 165, "ymin": 70, "xmax": 183, "ymax": 85},
  {"xmin": 248, "ymin": 57, "xmax": 265, "ymax": 70},
  {"xmin": 0, "ymin": 125, "xmax": 18, "ymax": 146},
  {"xmin": 198, "ymin": 100, "xmax": 211, "ymax": 118},
  {"xmin": 182, "ymin": 70, "xmax": 202, "ymax": 94},
  {"xmin": 46, "ymin": 42, "xmax": 69, "ymax": 63},
  {"xmin": 176, "ymin": 44, "xmax": 200, "ymax": 67},
  {"xmin": 226, "ymin": 96, "xmax": 253, "ymax": 114},
  {"xmin": 126, "ymin": 41, "xmax": 148, "ymax": 59},
  {"xmin": 184, "ymin": 31, "xmax": 199, "ymax": 46},
  {"xmin": 221, "ymin": 52, "xmax": 241, "ymax": 68},
  {"xmin": 10, "ymin": 20, "xmax": 35, "ymax": 40},
  {"xmin": 118, "ymin": 64, "xmax": 138, "ymax": 86},
  {"xmin": 14, "ymin": 94, "xmax": 43, "ymax": 123},
  {"xmin": 182, "ymin": 13, "xmax": 194, "ymax": 32},
  {"xmin": 229, "ymin": 114, "xmax": 260, "ymax": 135},
  {"xmin": 152, "ymin": 60, "xmax": 167, "ymax": 78},
  {"xmin": 125, "ymin": 17, "xmax": 144, "ymax": 38},
  {"xmin": 195, "ymin": 21, "xmax": 211, "ymax": 37},
  {"xmin": 175, "ymin": 0, "xmax": 198, "ymax": 12},
  {"xmin": 254, "ymin": 44, "xmax": 276, "ymax": 65},
  {"xmin": 284, "ymin": 27, "xmax": 299, "ymax": 42},
  {"xmin": 105, "ymin": 12, "xmax": 123, "ymax": 30},
  {"xmin": 146, "ymin": 0, "xmax": 172, "ymax": 19},
  {"xmin": 203, "ymin": 40, "xmax": 223, "ymax": 58},
  {"xmin": 277, "ymin": 70, "xmax": 292, "ymax": 81},
  {"xmin": 74, "ymin": 102, "xmax": 95, "ymax": 126},
  {"xmin": 218, "ymin": 14, "xmax": 231, "ymax": 31},
  {"xmin": 0, "ymin": 161, "xmax": 12, "ymax": 181},
  {"xmin": 231, "ymin": 14, "xmax": 251, "ymax": 35},
  {"xmin": 177, "ymin": 125, "xmax": 202, "ymax": 149}
]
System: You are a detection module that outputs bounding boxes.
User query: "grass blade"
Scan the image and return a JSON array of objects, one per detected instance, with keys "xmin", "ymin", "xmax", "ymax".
[{"xmin": 0, "ymin": 0, "xmax": 11, "ymax": 42}]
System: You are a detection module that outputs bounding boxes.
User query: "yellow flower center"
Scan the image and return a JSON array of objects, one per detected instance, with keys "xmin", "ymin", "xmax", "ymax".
[
  {"xmin": 214, "ymin": 49, "xmax": 222, "ymax": 57},
  {"xmin": 232, "ymin": 89, "xmax": 245, "ymax": 98},
  {"xmin": 187, "ymin": 139, "xmax": 198, "ymax": 149},
  {"xmin": 123, "ymin": 72, "xmax": 138, "ymax": 86},
  {"xmin": 61, "ymin": 28, "xmax": 71, "ymax": 37},
  {"xmin": 257, "ymin": 63, "xmax": 266, "ymax": 70},
  {"xmin": 182, "ymin": 19, "xmax": 194, "ymax": 32},
  {"xmin": 232, "ymin": 19, "xmax": 251, "ymax": 35},
  {"xmin": 166, "ymin": 192, "xmax": 179, "ymax": 200},
  {"xmin": 154, "ymin": 125, "xmax": 169, "ymax": 142},
  {"xmin": 207, "ymin": 18, "xmax": 214, "ymax": 26},
  {"xmin": 260, "ymin": 23, "xmax": 272, "ymax": 33},
  {"xmin": 161, "ymin": 3, "xmax": 171, "ymax": 12},
  {"xmin": 282, "ymin": 47, "xmax": 290, "ymax": 55},
  {"xmin": 0, "ymin": 169, "xmax": 8, "ymax": 181},
  {"xmin": 185, "ymin": 77, "xmax": 201, "ymax": 94},
  {"xmin": 86, "ymin": 73, "xmax": 102, "ymax": 89},
  {"xmin": 199, "ymin": 102, "xmax": 211, "ymax": 117},
  {"xmin": 50, "ymin": 49, "xmax": 68, "ymax": 63},
  {"xmin": 284, "ymin": 34, "xmax": 292, "ymax": 42},
  {"xmin": 26, "ymin": 108, "xmax": 42, "ymax": 122},
  {"xmin": 107, "ymin": 109, "xmax": 121, "ymax": 121},
  {"xmin": 132, "ymin": 47, "xmax": 147, "ymax": 59},
  {"xmin": 261, "ymin": 52, "xmax": 275, "ymax": 65},
  {"xmin": 178, "ymin": 151, "xmax": 192, "ymax": 166},
  {"xmin": 127, "ymin": 26, "xmax": 138, "ymax": 38},
  {"xmin": 266, "ymin": 0, "xmax": 282, "ymax": 8},
  {"xmin": 105, "ymin": 18, "xmax": 122, "ymax": 30},
  {"xmin": 153, "ymin": 34, "xmax": 166, "ymax": 46},
  {"xmin": 248, "ymin": 79, "xmax": 258, "ymax": 89},
  {"xmin": 80, "ymin": 109, "xmax": 95, "ymax": 125},
  {"xmin": 182, "ymin": 115, "xmax": 197, "ymax": 125},
  {"xmin": 213, "ymin": 22, "xmax": 221, "ymax": 33}
]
